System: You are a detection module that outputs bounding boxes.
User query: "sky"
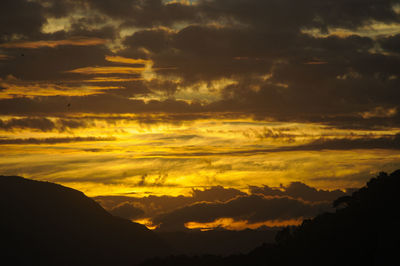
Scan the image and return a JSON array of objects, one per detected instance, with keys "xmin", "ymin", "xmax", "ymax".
[{"xmin": 1, "ymin": 0, "xmax": 400, "ymax": 231}]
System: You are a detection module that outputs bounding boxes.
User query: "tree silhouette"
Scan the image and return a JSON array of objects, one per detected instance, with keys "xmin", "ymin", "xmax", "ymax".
[{"xmin": 138, "ymin": 169, "xmax": 400, "ymax": 266}]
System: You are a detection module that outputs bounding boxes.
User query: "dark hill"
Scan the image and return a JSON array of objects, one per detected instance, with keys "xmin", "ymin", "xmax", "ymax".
[
  {"xmin": 157, "ymin": 228, "xmax": 277, "ymax": 256},
  {"xmin": 139, "ymin": 169, "xmax": 400, "ymax": 266},
  {"xmin": 0, "ymin": 176, "xmax": 169, "ymax": 266}
]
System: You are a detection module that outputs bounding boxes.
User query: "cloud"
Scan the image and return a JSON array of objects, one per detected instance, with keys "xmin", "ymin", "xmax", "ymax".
[
  {"xmin": 0, "ymin": 0, "xmax": 45, "ymax": 41},
  {"xmin": 143, "ymin": 134, "xmax": 400, "ymax": 157},
  {"xmin": 152, "ymin": 194, "xmax": 330, "ymax": 231},
  {"xmin": 85, "ymin": 0, "xmax": 197, "ymax": 27},
  {"xmin": 0, "ymin": 0, "xmax": 399, "ymax": 128},
  {"xmin": 113, "ymin": 2, "xmax": 400, "ymax": 126},
  {"xmin": 0, "ymin": 45, "xmax": 111, "ymax": 81},
  {"xmin": 109, "ymin": 202, "xmax": 145, "ymax": 220},
  {"xmin": 105, "ymin": 56, "xmax": 150, "ymax": 65},
  {"xmin": 0, "ymin": 117, "xmax": 55, "ymax": 132},
  {"xmin": 0, "ymin": 136, "xmax": 115, "ymax": 145},
  {"xmin": 95, "ymin": 183, "xmax": 344, "ymax": 231},
  {"xmin": 0, "ymin": 37, "xmax": 107, "ymax": 49},
  {"xmin": 191, "ymin": 186, "xmax": 246, "ymax": 202},
  {"xmin": 249, "ymin": 182, "xmax": 347, "ymax": 202},
  {"xmin": 95, "ymin": 186, "xmax": 255, "ymax": 224},
  {"xmin": 0, "ymin": 95, "xmax": 203, "ymax": 115},
  {"xmin": 0, "ymin": 79, "xmax": 121, "ymax": 98},
  {"xmin": 66, "ymin": 66, "xmax": 146, "ymax": 75},
  {"xmin": 0, "ymin": 54, "xmax": 12, "ymax": 60},
  {"xmin": 379, "ymin": 33, "xmax": 400, "ymax": 54},
  {"xmin": 296, "ymin": 134, "xmax": 400, "ymax": 151}
]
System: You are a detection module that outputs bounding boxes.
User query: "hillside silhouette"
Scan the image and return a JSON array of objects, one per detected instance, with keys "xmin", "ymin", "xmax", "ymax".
[
  {"xmin": 0, "ymin": 176, "xmax": 169, "ymax": 266},
  {"xmin": 158, "ymin": 228, "xmax": 276, "ymax": 256},
  {"xmin": 139, "ymin": 169, "xmax": 400, "ymax": 266}
]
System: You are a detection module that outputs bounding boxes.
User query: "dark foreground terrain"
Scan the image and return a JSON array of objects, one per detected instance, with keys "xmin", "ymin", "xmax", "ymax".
[
  {"xmin": 157, "ymin": 228, "xmax": 276, "ymax": 256},
  {"xmin": 1, "ymin": 170, "xmax": 400, "ymax": 266},
  {"xmin": 0, "ymin": 176, "xmax": 169, "ymax": 266},
  {"xmin": 139, "ymin": 170, "xmax": 400, "ymax": 266}
]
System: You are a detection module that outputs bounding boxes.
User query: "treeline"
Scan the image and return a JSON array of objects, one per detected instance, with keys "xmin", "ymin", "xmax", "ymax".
[{"xmin": 138, "ymin": 170, "xmax": 400, "ymax": 266}]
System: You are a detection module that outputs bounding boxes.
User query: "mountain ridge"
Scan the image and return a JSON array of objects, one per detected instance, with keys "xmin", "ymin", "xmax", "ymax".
[{"xmin": 0, "ymin": 175, "xmax": 169, "ymax": 266}]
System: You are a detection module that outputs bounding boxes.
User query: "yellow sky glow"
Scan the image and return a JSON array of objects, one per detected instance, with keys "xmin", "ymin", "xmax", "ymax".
[{"xmin": 1, "ymin": 116, "xmax": 399, "ymax": 196}]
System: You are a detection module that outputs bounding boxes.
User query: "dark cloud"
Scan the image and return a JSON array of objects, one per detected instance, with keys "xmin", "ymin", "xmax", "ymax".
[
  {"xmin": 0, "ymin": 95, "xmax": 203, "ymax": 116},
  {"xmin": 87, "ymin": 0, "xmax": 197, "ymax": 27},
  {"xmin": 143, "ymin": 134, "xmax": 400, "ymax": 157},
  {"xmin": 152, "ymin": 195, "xmax": 330, "ymax": 231},
  {"xmin": 1, "ymin": 0, "xmax": 400, "ymax": 128},
  {"xmin": 0, "ymin": 117, "xmax": 89, "ymax": 132},
  {"xmin": 109, "ymin": 202, "xmax": 145, "ymax": 220},
  {"xmin": 0, "ymin": 136, "xmax": 115, "ymax": 145},
  {"xmin": 56, "ymin": 119, "xmax": 91, "ymax": 131},
  {"xmin": 191, "ymin": 186, "xmax": 246, "ymax": 202},
  {"xmin": 242, "ymin": 127, "xmax": 296, "ymax": 142},
  {"xmin": 118, "ymin": 23, "xmax": 400, "ymax": 128},
  {"xmin": 0, "ymin": 0, "xmax": 45, "ymax": 42},
  {"xmin": 95, "ymin": 183, "xmax": 345, "ymax": 231},
  {"xmin": 96, "ymin": 186, "xmax": 247, "ymax": 219},
  {"xmin": 379, "ymin": 33, "xmax": 400, "ymax": 54},
  {"xmin": 249, "ymin": 182, "xmax": 347, "ymax": 202},
  {"xmin": 0, "ymin": 117, "xmax": 55, "ymax": 132},
  {"xmin": 31, "ymin": 0, "xmax": 400, "ymax": 31},
  {"xmin": 294, "ymin": 134, "xmax": 400, "ymax": 151},
  {"xmin": 0, "ymin": 44, "xmax": 111, "ymax": 81},
  {"xmin": 198, "ymin": 0, "xmax": 400, "ymax": 30}
]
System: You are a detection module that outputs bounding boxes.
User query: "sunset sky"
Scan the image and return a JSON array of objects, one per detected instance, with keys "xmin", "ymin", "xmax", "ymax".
[{"xmin": 1, "ymin": 0, "xmax": 400, "ymax": 230}]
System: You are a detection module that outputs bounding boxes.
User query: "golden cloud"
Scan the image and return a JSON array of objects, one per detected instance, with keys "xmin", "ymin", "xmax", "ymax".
[
  {"xmin": 0, "ymin": 80, "xmax": 120, "ymax": 98},
  {"xmin": 105, "ymin": 56, "xmax": 151, "ymax": 65},
  {"xmin": 0, "ymin": 54, "xmax": 12, "ymax": 60},
  {"xmin": 184, "ymin": 218, "xmax": 303, "ymax": 231}
]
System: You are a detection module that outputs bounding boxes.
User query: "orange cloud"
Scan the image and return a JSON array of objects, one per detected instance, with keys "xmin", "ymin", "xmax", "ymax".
[
  {"xmin": 0, "ymin": 37, "xmax": 106, "ymax": 49},
  {"xmin": 185, "ymin": 218, "xmax": 303, "ymax": 231},
  {"xmin": 0, "ymin": 54, "xmax": 12, "ymax": 60},
  {"xmin": 0, "ymin": 80, "xmax": 120, "ymax": 98},
  {"xmin": 105, "ymin": 56, "xmax": 151, "ymax": 65},
  {"xmin": 84, "ymin": 77, "xmax": 143, "ymax": 82},
  {"xmin": 67, "ymin": 66, "xmax": 146, "ymax": 75}
]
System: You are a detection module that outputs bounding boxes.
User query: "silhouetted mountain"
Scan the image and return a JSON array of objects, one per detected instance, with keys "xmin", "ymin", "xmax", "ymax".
[
  {"xmin": 139, "ymin": 169, "xmax": 400, "ymax": 266},
  {"xmin": 157, "ymin": 228, "xmax": 277, "ymax": 256},
  {"xmin": 0, "ymin": 176, "xmax": 169, "ymax": 266}
]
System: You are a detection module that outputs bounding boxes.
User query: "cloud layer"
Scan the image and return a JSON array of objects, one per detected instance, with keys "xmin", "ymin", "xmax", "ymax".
[
  {"xmin": 0, "ymin": 0, "xmax": 399, "ymax": 128},
  {"xmin": 96, "ymin": 183, "xmax": 339, "ymax": 231}
]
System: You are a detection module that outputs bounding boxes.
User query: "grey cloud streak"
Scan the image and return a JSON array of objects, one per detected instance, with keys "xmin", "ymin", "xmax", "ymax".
[
  {"xmin": 0, "ymin": 136, "xmax": 115, "ymax": 145},
  {"xmin": 0, "ymin": 117, "xmax": 89, "ymax": 132},
  {"xmin": 142, "ymin": 134, "xmax": 400, "ymax": 157},
  {"xmin": 249, "ymin": 182, "xmax": 347, "ymax": 202}
]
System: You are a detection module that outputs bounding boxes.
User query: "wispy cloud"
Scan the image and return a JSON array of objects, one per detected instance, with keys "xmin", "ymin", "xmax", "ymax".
[
  {"xmin": 0, "ymin": 38, "xmax": 107, "ymax": 49},
  {"xmin": 0, "ymin": 136, "xmax": 115, "ymax": 145},
  {"xmin": 105, "ymin": 56, "xmax": 151, "ymax": 65},
  {"xmin": 0, "ymin": 54, "xmax": 12, "ymax": 60},
  {"xmin": 0, "ymin": 77, "xmax": 121, "ymax": 98},
  {"xmin": 67, "ymin": 66, "xmax": 146, "ymax": 75}
]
